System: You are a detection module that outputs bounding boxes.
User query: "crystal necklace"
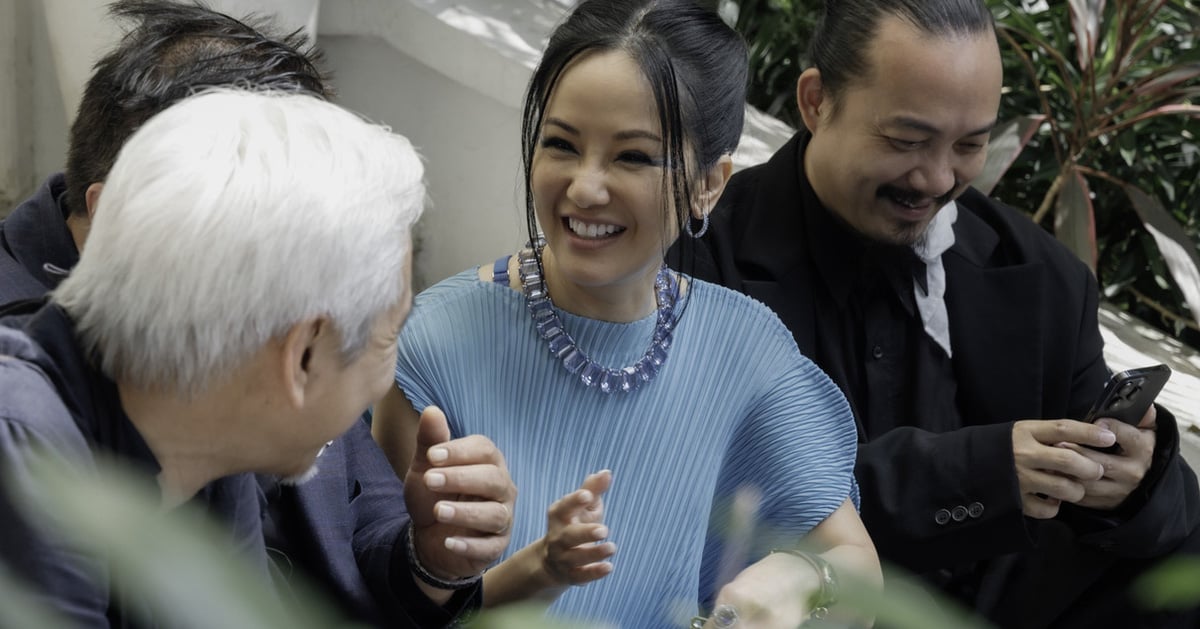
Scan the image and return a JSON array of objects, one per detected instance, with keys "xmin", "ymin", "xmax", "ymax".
[{"xmin": 517, "ymin": 239, "xmax": 678, "ymax": 394}]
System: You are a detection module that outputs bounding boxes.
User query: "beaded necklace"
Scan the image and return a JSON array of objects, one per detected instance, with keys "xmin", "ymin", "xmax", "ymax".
[{"xmin": 517, "ymin": 240, "xmax": 679, "ymax": 394}]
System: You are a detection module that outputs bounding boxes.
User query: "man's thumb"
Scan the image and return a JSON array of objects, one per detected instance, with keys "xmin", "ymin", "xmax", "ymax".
[{"xmin": 412, "ymin": 405, "xmax": 452, "ymax": 467}]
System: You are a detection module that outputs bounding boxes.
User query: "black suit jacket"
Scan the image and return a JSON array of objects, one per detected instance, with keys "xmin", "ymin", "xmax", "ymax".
[{"xmin": 672, "ymin": 132, "xmax": 1200, "ymax": 578}]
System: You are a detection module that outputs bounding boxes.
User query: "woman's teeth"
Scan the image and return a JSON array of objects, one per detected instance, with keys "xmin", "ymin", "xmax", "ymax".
[{"xmin": 568, "ymin": 217, "xmax": 624, "ymax": 239}]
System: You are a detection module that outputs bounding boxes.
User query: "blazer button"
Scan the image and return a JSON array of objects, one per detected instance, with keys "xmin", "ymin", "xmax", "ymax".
[
  {"xmin": 934, "ymin": 509, "xmax": 951, "ymax": 525},
  {"xmin": 951, "ymin": 505, "xmax": 968, "ymax": 522},
  {"xmin": 871, "ymin": 345, "xmax": 884, "ymax": 359},
  {"xmin": 968, "ymin": 502, "xmax": 984, "ymax": 518}
]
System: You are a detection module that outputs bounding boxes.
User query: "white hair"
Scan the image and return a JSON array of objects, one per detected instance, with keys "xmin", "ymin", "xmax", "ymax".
[{"xmin": 54, "ymin": 89, "xmax": 425, "ymax": 395}]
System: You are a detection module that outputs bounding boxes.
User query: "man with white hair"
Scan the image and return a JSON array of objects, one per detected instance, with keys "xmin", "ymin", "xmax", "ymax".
[{"xmin": 0, "ymin": 89, "xmax": 514, "ymax": 627}]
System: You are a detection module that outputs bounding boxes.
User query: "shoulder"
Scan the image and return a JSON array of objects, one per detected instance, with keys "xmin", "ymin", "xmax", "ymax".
[
  {"xmin": 0, "ymin": 328, "xmax": 89, "ymax": 459},
  {"xmin": 953, "ymin": 188, "xmax": 1093, "ymax": 278},
  {"xmin": 684, "ymin": 278, "xmax": 819, "ymax": 372},
  {"xmin": 399, "ymin": 267, "xmax": 520, "ymax": 353}
]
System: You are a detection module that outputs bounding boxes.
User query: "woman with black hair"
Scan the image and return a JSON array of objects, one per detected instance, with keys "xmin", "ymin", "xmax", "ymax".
[{"xmin": 373, "ymin": 1, "xmax": 880, "ymax": 626}]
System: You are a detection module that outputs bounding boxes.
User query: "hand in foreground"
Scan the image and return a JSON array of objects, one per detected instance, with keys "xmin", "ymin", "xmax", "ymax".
[
  {"xmin": 703, "ymin": 551, "xmax": 819, "ymax": 629},
  {"xmin": 540, "ymin": 470, "xmax": 616, "ymax": 588},
  {"xmin": 1058, "ymin": 405, "xmax": 1156, "ymax": 510},
  {"xmin": 404, "ymin": 405, "xmax": 516, "ymax": 581},
  {"xmin": 1012, "ymin": 419, "xmax": 1113, "ymax": 518}
]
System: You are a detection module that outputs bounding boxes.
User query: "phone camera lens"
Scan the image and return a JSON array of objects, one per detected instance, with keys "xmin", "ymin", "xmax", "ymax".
[{"xmin": 1117, "ymin": 379, "xmax": 1144, "ymax": 400}]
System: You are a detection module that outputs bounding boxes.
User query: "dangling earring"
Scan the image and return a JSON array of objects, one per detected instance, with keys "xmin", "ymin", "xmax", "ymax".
[{"xmin": 684, "ymin": 212, "xmax": 709, "ymax": 238}]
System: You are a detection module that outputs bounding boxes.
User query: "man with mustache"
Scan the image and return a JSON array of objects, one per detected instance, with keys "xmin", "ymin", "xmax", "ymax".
[{"xmin": 671, "ymin": 0, "xmax": 1200, "ymax": 627}]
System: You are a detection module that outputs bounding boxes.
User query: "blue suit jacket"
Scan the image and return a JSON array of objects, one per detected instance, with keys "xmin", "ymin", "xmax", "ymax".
[{"xmin": 1, "ymin": 174, "xmax": 478, "ymax": 627}]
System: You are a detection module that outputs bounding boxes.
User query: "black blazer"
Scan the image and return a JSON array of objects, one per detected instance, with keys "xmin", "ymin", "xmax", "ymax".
[{"xmin": 672, "ymin": 132, "xmax": 1199, "ymax": 576}]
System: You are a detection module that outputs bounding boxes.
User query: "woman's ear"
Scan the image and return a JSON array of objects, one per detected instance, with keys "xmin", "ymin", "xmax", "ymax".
[
  {"xmin": 692, "ymin": 154, "xmax": 734, "ymax": 220},
  {"xmin": 796, "ymin": 67, "xmax": 828, "ymax": 133}
]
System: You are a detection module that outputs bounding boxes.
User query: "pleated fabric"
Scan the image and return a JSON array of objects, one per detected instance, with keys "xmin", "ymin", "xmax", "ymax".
[{"xmin": 395, "ymin": 269, "xmax": 858, "ymax": 628}]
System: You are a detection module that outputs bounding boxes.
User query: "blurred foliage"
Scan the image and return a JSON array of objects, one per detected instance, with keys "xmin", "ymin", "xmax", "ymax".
[
  {"xmin": 0, "ymin": 456, "xmax": 996, "ymax": 629},
  {"xmin": 5, "ymin": 452, "xmax": 359, "ymax": 629},
  {"xmin": 2, "ymin": 456, "xmax": 1197, "ymax": 627},
  {"xmin": 726, "ymin": 0, "xmax": 1200, "ymax": 350}
]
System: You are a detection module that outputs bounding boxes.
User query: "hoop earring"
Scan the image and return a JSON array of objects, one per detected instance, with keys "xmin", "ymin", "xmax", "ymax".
[{"xmin": 684, "ymin": 213, "xmax": 709, "ymax": 238}]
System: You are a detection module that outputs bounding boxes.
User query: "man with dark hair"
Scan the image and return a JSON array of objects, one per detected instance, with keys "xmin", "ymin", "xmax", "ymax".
[
  {"xmin": 0, "ymin": 3, "xmax": 513, "ymax": 627},
  {"xmin": 2, "ymin": 0, "xmax": 329, "ymax": 302},
  {"xmin": 671, "ymin": 0, "xmax": 1200, "ymax": 627}
]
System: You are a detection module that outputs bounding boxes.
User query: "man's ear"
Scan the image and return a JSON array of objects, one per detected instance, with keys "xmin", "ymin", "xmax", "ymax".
[
  {"xmin": 692, "ymin": 154, "xmax": 734, "ymax": 220},
  {"xmin": 279, "ymin": 318, "xmax": 326, "ymax": 410},
  {"xmin": 84, "ymin": 182, "xmax": 104, "ymax": 219},
  {"xmin": 796, "ymin": 68, "xmax": 828, "ymax": 133}
]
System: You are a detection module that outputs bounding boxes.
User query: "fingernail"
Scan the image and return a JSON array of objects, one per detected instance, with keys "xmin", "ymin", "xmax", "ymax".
[
  {"xmin": 435, "ymin": 503, "xmax": 455, "ymax": 521},
  {"xmin": 426, "ymin": 472, "xmax": 446, "ymax": 489},
  {"xmin": 444, "ymin": 537, "xmax": 467, "ymax": 553},
  {"xmin": 428, "ymin": 447, "xmax": 449, "ymax": 463},
  {"xmin": 1099, "ymin": 429, "xmax": 1116, "ymax": 445},
  {"xmin": 593, "ymin": 526, "xmax": 609, "ymax": 540}
]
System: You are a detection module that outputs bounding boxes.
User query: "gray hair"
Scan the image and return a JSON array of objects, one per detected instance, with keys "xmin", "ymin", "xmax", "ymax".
[{"xmin": 54, "ymin": 89, "xmax": 426, "ymax": 395}]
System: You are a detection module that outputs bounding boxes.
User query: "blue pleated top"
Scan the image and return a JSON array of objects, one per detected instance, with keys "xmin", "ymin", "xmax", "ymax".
[{"xmin": 394, "ymin": 269, "xmax": 858, "ymax": 628}]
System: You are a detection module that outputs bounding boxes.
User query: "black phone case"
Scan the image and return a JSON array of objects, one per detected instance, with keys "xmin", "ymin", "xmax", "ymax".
[{"xmin": 1084, "ymin": 364, "xmax": 1172, "ymax": 426}]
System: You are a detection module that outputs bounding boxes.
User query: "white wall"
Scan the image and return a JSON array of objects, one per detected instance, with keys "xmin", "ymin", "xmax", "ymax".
[
  {"xmin": 321, "ymin": 34, "xmax": 525, "ymax": 290},
  {"xmin": 0, "ymin": 0, "xmax": 32, "ymax": 214}
]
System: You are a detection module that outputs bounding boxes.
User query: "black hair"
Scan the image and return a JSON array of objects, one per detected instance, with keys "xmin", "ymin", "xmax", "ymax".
[
  {"xmin": 520, "ymin": 0, "xmax": 748, "ymax": 290},
  {"xmin": 63, "ymin": 0, "xmax": 331, "ymax": 217},
  {"xmin": 808, "ymin": 0, "xmax": 994, "ymax": 113}
]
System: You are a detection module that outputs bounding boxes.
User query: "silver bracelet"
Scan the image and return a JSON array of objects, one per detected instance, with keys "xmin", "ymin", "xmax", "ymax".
[
  {"xmin": 770, "ymin": 548, "xmax": 838, "ymax": 620},
  {"xmin": 404, "ymin": 521, "xmax": 482, "ymax": 590}
]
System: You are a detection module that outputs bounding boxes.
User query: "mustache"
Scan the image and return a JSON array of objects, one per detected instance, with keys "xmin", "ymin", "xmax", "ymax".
[{"xmin": 879, "ymin": 182, "xmax": 959, "ymax": 207}]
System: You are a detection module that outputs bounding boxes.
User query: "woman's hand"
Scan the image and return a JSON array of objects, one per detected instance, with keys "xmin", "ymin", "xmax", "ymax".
[
  {"xmin": 706, "ymin": 499, "xmax": 880, "ymax": 628},
  {"xmin": 704, "ymin": 551, "xmax": 820, "ymax": 628},
  {"xmin": 481, "ymin": 470, "xmax": 616, "ymax": 607},
  {"xmin": 540, "ymin": 470, "xmax": 616, "ymax": 587}
]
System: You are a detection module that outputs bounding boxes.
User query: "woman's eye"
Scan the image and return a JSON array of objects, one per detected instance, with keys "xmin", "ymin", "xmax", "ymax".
[
  {"xmin": 618, "ymin": 151, "xmax": 660, "ymax": 166},
  {"xmin": 540, "ymin": 137, "xmax": 576, "ymax": 153}
]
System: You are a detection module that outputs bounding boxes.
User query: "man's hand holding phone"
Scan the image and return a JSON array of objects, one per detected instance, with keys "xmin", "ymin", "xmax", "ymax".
[
  {"xmin": 1069, "ymin": 365, "xmax": 1168, "ymax": 509},
  {"xmin": 1012, "ymin": 419, "xmax": 1114, "ymax": 519},
  {"xmin": 1061, "ymin": 405, "xmax": 1157, "ymax": 510}
]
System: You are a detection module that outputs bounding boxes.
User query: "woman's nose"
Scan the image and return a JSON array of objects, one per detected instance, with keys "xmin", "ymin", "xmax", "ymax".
[{"xmin": 566, "ymin": 166, "xmax": 610, "ymax": 209}]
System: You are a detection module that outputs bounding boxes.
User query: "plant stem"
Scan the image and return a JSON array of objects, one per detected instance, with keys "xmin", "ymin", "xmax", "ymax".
[
  {"xmin": 1032, "ymin": 170, "xmax": 1068, "ymax": 224},
  {"xmin": 1127, "ymin": 286, "xmax": 1200, "ymax": 333}
]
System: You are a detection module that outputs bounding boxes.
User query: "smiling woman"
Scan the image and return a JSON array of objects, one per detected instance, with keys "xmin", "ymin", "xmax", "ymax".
[{"xmin": 370, "ymin": 0, "xmax": 883, "ymax": 627}]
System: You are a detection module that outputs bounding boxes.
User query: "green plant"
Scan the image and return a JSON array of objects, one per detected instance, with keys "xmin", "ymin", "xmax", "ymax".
[
  {"xmin": 716, "ymin": 0, "xmax": 819, "ymax": 130},
  {"xmin": 986, "ymin": 0, "xmax": 1200, "ymax": 347}
]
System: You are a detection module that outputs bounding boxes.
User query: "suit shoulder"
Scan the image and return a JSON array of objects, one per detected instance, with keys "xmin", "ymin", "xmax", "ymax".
[{"xmin": 956, "ymin": 188, "xmax": 1091, "ymax": 273}]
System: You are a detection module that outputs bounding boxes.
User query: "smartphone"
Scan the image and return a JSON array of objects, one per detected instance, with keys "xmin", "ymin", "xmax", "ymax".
[{"xmin": 1084, "ymin": 364, "xmax": 1171, "ymax": 453}]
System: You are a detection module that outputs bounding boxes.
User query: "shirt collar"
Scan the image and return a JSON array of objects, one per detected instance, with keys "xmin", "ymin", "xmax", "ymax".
[
  {"xmin": 4, "ymin": 173, "xmax": 80, "ymax": 290},
  {"xmin": 21, "ymin": 304, "xmax": 161, "ymax": 476}
]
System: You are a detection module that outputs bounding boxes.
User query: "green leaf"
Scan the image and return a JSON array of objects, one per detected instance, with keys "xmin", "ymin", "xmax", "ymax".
[
  {"xmin": 972, "ymin": 114, "xmax": 1047, "ymax": 194},
  {"xmin": 1055, "ymin": 169, "xmax": 1099, "ymax": 269},
  {"xmin": 10, "ymin": 454, "xmax": 357, "ymax": 629},
  {"xmin": 1133, "ymin": 555, "xmax": 1200, "ymax": 610},
  {"xmin": 0, "ymin": 564, "xmax": 71, "ymax": 628},
  {"xmin": 1068, "ymin": 0, "xmax": 1106, "ymax": 70},
  {"xmin": 1123, "ymin": 184, "xmax": 1200, "ymax": 330},
  {"xmin": 839, "ymin": 565, "xmax": 996, "ymax": 629}
]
